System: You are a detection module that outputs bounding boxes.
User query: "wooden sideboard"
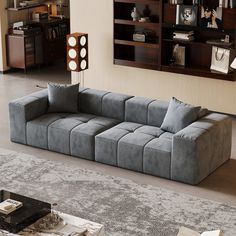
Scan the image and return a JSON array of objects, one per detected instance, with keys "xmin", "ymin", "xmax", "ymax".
[
  {"xmin": 7, "ymin": 32, "xmax": 43, "ymax": 71},
  {"xmin": 7, "ymin": 18, "xmax": 70, "ymax": 71}
]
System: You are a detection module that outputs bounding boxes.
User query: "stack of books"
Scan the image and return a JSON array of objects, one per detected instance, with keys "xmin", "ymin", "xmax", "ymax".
[
  {"xmin": 173, "ymin": 30, "xmax": 194, "ymax": 41},
  {"xmin": 0, "ymin": 199, "xmax": 23, "ymax": 215}
]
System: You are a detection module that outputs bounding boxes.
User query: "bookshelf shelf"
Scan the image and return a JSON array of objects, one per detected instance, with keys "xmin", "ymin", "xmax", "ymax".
[{"xmin": 113, "ymin": 0, "xmax": 236, "ymax": 80}]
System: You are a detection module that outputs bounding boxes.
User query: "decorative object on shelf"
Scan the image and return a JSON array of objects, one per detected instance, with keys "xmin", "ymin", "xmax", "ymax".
[
  {"xmin": 131, "ymin": 7, "xmax": 140, "ymax": 21},
  {"xmin": 200, "ymin": 0, "xmax": 223, "ymax": 29},
  {"xmin": 223, "ymin": 0, "xmax": 228, "ymax": 8},
  {"xmin": 210, "ymin": 46, "xmax": 230, "ymax": 74},
  {"xmin": 33, "ymin": 11, "xmax": 49, "ymax": 20},
  {"xmin": 67, "ymin": 32, "xmax": 88, "ymax": 72},
  {"xmin": 19, "ymin": 2, "xmax": 27, "ymax": 7},
  {"xmin": 133, "ymin": 32, "xmax": 146, "ymax": 42},
  {"xmin": 139, "ymin": 17, "xmax": 150, "ymax": 22},
  {"xmin": 206, "ymin": 35, "xmax": 233, "ymax": 47},
  {"xmin": 230, "ymin": 58, "xmax": 236, "ymax": 69},
  {"xmin": 176, "ymin": 5, "xmax": 198, "ymax": 26},
  {"xmin": 172, "ymin": 44, "xmax": 185, "ymax": 66}
]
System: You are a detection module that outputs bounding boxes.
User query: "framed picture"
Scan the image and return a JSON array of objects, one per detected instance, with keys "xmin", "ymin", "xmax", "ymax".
[
  {"xmin": 176, "ymin": 5, "xmax": 198, "ymax": 26},
  {"xmin": 200, "ymin": 0, "xmax": 223, "ymax": 29}
]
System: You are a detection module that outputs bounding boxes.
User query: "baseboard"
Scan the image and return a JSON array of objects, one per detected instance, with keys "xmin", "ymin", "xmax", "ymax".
[{"xmin": 0, "ymin": 68, "xmax": 14, "ymax": 74}]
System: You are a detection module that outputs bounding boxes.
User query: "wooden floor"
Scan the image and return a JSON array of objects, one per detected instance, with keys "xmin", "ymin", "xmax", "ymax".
[{"xmin": 1, "ymin": 63, "xmax": 236, "ymax": 207}]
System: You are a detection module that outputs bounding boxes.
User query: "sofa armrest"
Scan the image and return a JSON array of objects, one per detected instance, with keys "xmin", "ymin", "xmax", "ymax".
[
  {"xmin": 171, "ymin": 113, "xmax": 232, "ymax": 185},
  {"xmin": 9, "ymin": 90, "xmax": 48, "ymax": 144}
]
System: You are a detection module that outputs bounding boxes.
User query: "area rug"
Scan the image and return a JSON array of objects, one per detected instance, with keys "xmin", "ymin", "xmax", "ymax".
[{"xmin": 0, "ymin": 148, "xmax": 236, "ymax": 236}]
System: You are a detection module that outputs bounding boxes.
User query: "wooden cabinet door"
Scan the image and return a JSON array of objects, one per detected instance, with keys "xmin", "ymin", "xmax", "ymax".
[{"xmin": 7, "ymin": 35, "xmax": 25, "ymax": 69}]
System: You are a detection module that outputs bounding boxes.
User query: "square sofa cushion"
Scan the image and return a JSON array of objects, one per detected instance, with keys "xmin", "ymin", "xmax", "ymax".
[
  {"xmin": 161, "ymin": 97, "xmax": 201, "ymax": 133},
  {"xmin": 47, "ymin": 83, "xmax": 79, "ymax": 113}
]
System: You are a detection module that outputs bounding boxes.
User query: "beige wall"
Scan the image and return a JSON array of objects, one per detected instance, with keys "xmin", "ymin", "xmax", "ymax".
[
  {"xmin": 70, "ymin": 0, "xmax": 236, "ymax": 115},
  {"xmin": 0, "ymin": 0, "xmax": 9, "ymax": 72}
]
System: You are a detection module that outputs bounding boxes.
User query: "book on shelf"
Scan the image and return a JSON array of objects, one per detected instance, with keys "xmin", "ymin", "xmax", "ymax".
[
  {"xmin": 176, "ymin": 5, "xmax": 198, "ymax": 26},
  {"xmin": 173, "ymin": 35, "xmax": 195, "ymax": 41},
  {"xmin": 229, "ymin": 0, "xmax": 236, "ymax": 8},
  {"xmin": 177, "ymin": 227, "xmax": 224, "ymax": 236},
  {"xmin": 173, "ymin": 30, "xmax": 194, "ymax": 41},
  {"xmin": 222, "ymin": 0, "xmax": 228, "ymax": 8},
  {"xmin": 0, "ymin": 199, "xmax": 23, "ymax": 215},
  {"xmin": 174, "ymin": 30, "xmax": 194, "ymax": 35},
  {"xmin": 169, "ymin": 0, "xmax": 183, "ymax": 4}
]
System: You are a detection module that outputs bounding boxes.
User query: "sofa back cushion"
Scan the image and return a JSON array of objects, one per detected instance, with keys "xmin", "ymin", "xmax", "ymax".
[
  {"xmin": 148, "ymin": 100, "xmax": 169, "ymax": 127},
  {"xmin": 125, "ymin": 97, "xmax": 169, "ymax": 126},
  {"xmin": 79, "ymin": 88, "xmax": 132, "ymax": 120},
  {"xmin": 79, "ymin": 88, "xmax": 108, "ymax": 115}
]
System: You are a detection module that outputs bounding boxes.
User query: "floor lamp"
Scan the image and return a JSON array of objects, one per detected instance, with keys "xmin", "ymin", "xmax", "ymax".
[{"xmin": 66, "ymin": 33, "xmax": 88, "ymax": 87}]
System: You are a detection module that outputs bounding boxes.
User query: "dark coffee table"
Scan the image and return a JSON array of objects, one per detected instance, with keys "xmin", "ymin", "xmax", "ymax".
[{"xmin": 0, "ymin": 190, "xmax": 51, "ymax": 233}]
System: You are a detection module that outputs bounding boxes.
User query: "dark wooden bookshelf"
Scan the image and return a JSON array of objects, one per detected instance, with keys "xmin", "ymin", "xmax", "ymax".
[
  {"xmin": 6, "ymin": 4, "xmax": 46, "ymax": 11},
  {"xmin": 113, "ymin": 0, "xmax": 161, "ymax": 70},
  {"xmin": 114, "ymin": 0, "xmax": 160, "ymax": 4},
  {"xmin": 114, "ymin": 59, "xmax": 159, "ymax": 70},
  {"xmin": 115, "ymin": 39, "xmax": 159, "ymax": 48},
  {"xmin": 113, "ymin": 0, "xmax": 236, "ymax": 81},
  {"xmin": 161, "ymin": 64, "xmax": 235, "ymax": 81},
  {"xmin": 114, "ymin": 19, "xmax": 159, "ymax": 30},
  {"xmin": 161, "ymin": 2, "xmax": 236, "ymax": 81}
]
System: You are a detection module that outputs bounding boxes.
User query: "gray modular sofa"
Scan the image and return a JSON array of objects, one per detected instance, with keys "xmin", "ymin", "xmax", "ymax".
[{"xmin": 9, "ymin": 87, "xmax": 232, "ymax": 185}]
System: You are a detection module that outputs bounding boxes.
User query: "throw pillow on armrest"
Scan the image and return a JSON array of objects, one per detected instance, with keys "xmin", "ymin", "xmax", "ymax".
[
  {"xmin": 160, "ymin": 97, "xmax": 201, "ymax": 133},
  {"xmin": 47, "ymin": 83, "xmax": 79, "ymax": 113},
  {"xmin": 198, "ymin": 108, "xmax": 209, "ymax": 119}
]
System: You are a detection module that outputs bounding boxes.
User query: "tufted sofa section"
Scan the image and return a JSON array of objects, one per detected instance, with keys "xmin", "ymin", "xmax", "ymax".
[
  {"xmin": 9, "ymin": 87, "xmax": 132, "ymax": 160},
  {"xmin": 95, "ymin": 96, "xmax": 232, "ymax": 184},
  {"xmin": 95, "ymin": 97, "xmax": 173, "ymax": 179},
  {"xmin": 9, "ymin": 87, "xmax": 232, "ymax": 185}
]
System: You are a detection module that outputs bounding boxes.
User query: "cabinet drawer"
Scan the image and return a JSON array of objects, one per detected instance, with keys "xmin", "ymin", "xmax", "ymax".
[{"xmin": 26, "ymin": 54, "xmax": 35, "ymax": 66}]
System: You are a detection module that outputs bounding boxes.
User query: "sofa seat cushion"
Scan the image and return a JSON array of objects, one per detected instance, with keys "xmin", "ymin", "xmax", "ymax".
[
  {"xmin": 27, "ymin": 113, "xmax": 69, "ymax": 149},
  {"xmin": 95, "ymin": 122, "xmax": 172, "ymax": 178},
  {"xmin": 26, "ymin": 113, "xmax": 120, "ymax": 159},
  {"xmin": 143, "ymin": 138, "xmax": 172, "ymax": 178},
  {"xmin": 70, "ymin": 116, "xmax": 120, "ymax": 160}
]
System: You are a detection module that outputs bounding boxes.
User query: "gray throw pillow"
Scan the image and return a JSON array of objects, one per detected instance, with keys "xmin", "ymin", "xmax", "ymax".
[
  {"xmin": 47, "ymin": 83, "xmax": 79, "ymax": 113},
  {"xmin": 161, "ymin": 97, "xmax": 201, "ymax": 133}
]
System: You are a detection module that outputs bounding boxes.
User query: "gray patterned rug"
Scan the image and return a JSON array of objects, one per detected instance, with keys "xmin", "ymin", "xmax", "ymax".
[{"xmin": 0, "ymin": 148, "xmax": 236, "ymax": 236}]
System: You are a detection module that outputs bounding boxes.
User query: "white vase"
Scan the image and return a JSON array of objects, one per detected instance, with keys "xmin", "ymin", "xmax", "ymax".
[{"xmin": 131, "ymin": 7, "xmax": 140, "ymax": 21}]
